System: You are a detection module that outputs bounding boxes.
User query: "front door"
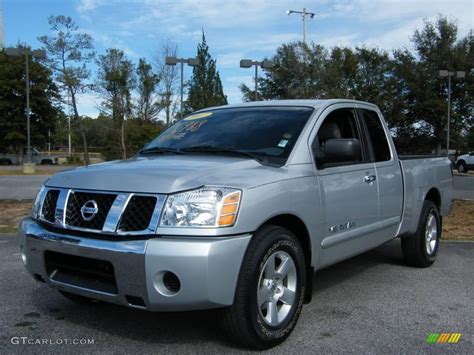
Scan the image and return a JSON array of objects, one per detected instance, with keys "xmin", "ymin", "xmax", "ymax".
[{"xmin": 312, "ymin": 106, "xmax": 380, "ymax": 268}]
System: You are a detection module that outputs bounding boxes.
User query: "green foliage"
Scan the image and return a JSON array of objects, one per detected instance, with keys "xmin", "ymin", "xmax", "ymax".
[
  {"xmin": 242, "ymin": 16, "xmax": 472, "ymax": 154},
  {"xmin": 0, "ymin": 50, "xmax": 61, "ymax": 154},
  {"xmin": 136, "ymin": 58, "xmax": 161, "ymax": 121},
  {"xmin": 97, "ymin": 48, "xmax": 135, "ymax": 158},
  {"xmin": 66, "ymin": 155, "xmax": 83, "ymax": 165},
  {"xmin": 38, "ymin": 15, "xmax": 96, "ymax": 164},
  {"xmin": 185, "ymin": 32, "xmax": 227, "ymax": 113}
]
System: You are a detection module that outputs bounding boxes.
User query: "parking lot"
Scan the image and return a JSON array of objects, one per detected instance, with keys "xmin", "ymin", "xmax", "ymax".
[{"xmin": 0, "ymin": 235, "xmax": 472, "ymax": 354}]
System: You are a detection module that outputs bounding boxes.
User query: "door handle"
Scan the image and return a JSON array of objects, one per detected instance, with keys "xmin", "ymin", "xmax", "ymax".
[{"xmin": 364, "ymin": 175, "xmax": 376, "ymax": 183}]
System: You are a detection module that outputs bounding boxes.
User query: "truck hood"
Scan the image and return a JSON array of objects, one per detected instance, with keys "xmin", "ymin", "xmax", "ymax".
[{"xmin": 46, "ymin": 155, "xmax": 310, "ymax": 193}]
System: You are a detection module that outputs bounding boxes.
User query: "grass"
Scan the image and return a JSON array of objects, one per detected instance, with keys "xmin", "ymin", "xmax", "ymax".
[
  {"xmin": 0, "ymin": 200, "xmax": 472, "ymax": 240},
  {"xmin": 0, "ymin": 201, "xmax": 32, "ymax": 234},
  {"xmin": 442, "ymin": 200, "xmax": 474, "ymax": 240},
  {"xmin": 0, "ymin": 170, "xmax": 54, "ymax": 176}
]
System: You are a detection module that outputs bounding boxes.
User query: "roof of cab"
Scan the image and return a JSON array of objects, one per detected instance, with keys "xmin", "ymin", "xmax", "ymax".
[{"xmin": 198, "ymin": 99, "xmax": 378, "ymax": 112}]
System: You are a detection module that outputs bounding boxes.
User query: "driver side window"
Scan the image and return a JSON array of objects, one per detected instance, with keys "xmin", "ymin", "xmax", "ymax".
[{"xmin": 312, "ymin": 108, "xmax": 363, "ymax": 168}]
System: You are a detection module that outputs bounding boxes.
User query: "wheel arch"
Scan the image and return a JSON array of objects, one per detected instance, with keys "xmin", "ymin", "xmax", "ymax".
[
  {"xmin": 259, "ymin": 213, "xmax": 314, "ymax": 303},
  {"xmin": 424, "ymin": 187, "xmax": 441, "ymax": 210}
]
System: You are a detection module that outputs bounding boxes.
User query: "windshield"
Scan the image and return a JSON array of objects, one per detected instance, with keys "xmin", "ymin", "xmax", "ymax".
[{"xmin": 143, "ymin": 106, "xmax": 314, "ymax": 165}]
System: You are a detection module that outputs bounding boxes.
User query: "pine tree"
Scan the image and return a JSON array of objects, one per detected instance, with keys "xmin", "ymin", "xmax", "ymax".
[{"xmin": 185, "ymin": 32, "xmax": 227, "ymax": 114}]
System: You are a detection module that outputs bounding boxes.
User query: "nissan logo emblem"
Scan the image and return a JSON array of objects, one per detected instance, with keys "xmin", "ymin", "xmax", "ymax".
[{"xmin": 80, "ymin": 200, "xmax": 99, "ymax": 221}]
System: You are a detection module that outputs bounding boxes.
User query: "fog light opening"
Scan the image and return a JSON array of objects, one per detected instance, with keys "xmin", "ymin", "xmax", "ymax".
[
  {"xmin": 153, "ymin": 271, "xmax": 181, "ymax": 297},
  {"xmin": 163, "ymin": 271, "xmax": 181, "ymax": 293}
]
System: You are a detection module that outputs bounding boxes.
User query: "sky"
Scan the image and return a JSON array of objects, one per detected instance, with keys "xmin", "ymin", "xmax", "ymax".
[{"xmin": 1, "ymin": 0, "xmax": 473, "ymax": 118}]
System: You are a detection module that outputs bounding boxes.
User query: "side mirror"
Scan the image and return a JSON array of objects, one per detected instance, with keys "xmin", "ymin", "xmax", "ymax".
[{"xmin": 317, "ymin": 139, "xmax": 362, "ymax": 166}]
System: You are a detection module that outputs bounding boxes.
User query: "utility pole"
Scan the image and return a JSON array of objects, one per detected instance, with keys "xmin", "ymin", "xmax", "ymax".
[
  {"xmin": 287, "ymin": 8, "xmax": 315, "ymax": 44},
  {"xmin": 239, "ymin": 59, "xmax": 274, "ymax": 101},
  {"xmin": 439, "ymin": 70, "xmax": 465, "ymax": 156},
  {"xmin": 6, "ymin": 47, "xmax": 46, "ymax": 172}
]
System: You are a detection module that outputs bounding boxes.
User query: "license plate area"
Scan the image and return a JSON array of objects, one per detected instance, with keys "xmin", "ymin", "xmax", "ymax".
[{"xmin": 44, "ymin": 251, "xmax": 118, "ymax": 294}]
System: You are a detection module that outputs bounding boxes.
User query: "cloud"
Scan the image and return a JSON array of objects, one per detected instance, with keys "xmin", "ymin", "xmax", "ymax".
[
  {"xmin": 77, "ymin": 0, "xmax": 107, "ymax": 13},
  {"xmin": 75, "ymin": 92, "xmax": 101, "ymax": 117}
]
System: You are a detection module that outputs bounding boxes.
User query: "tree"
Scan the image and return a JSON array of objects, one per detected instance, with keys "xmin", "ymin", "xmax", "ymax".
[
  {"xmin": 154, "ymin": 40, "xmax": 179, "ymax": 127},
  {"xmin": 96, "ymin": 48, "xmax": 135, "ymax": 159},
  {"xmin": 185, "ymin": 32, "xmax": 227, "ymax": 113},
  {"xmin": 392, "ymin": 17, "xmax": 472, "ymax": 154},
  {"xmin": 0, "ymin": 49, "xmax": 61, "ymax": 161},
  {"xmin": 38, "ymin": 15, "xmax": 95, "ymax": 165},
  {"xmin": 136, "ymin": 58, "xmax": 161, "ymax": 121}
]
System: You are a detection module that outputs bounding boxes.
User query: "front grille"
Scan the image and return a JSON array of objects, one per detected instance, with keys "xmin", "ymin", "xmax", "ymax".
[
  {"xmin": 45, "ymin": 251, "xmax": 117, "ymax": 294},
  {"xmin": 66, "ymin": 191, "xmax": 116, "ymax": 230},
  {"xmin": 118, "ymin": 195, "xmax": 157, "ymax": 232},
  {"xmin": 41, "ymin": 190, "xmax": 60, "ymax": 222}
]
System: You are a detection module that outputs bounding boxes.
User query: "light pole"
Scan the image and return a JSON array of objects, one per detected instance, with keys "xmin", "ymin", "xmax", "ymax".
[
  {"xmin": 240, "ymin": 59, "xmax": 274, "ymax": 101},
  {"xmin": 286, "ymin": 8, "xmax": 315, "ymax": 44},
  {"xmin": 6, "ymin": 47, "xmax": 46, "ymax": 169},
  {"xmin": 439, "ymin": 70, "xmax": 465, "ymax": 156},
  {"xmin": 165, "ymin": 56, "xmax": 198, "ymax": 120}
]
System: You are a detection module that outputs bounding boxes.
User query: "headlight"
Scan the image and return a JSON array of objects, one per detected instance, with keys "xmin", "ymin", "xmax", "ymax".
[
  {"xmin": 31, "ymin": 185, "xmax": 46, "ymax": 219},
  {"xmin": 160, "ymin": 187, "xmax": 241, "ymax": 228}
]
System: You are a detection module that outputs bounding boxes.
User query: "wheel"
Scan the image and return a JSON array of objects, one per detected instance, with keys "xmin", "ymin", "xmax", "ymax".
[
  {"xmin": 58, "ymin": 290, "xmax": 100, "ymax": 304},
  {"xmin": 222, "ymin": 225, "xmax": 306, "ymax": 349},
  {"xmin": 0, "ymin": 158, "xmax": 12, "ymax": 165},
  {"xmin": 401, "ymin": 200, "xmax": 441, "ymax": 267},
  {"xmin": 457, "ymin": 161, "xmax": 468, "ymax": 173},
  {"xmin": 40, "ymin": 159, "xmax": 53, "ymax": 165}
]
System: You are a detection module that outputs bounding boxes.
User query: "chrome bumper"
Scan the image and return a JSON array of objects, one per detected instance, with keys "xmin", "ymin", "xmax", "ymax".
[{"xmin": 19, "ymin": 218, "xmax": 251, "ymax": 311}]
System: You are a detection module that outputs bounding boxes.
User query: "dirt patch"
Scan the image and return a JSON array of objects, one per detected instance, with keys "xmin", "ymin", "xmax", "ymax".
[
  {"xmin": 442, "ymin": 200, "xmax": 474, "ymax": 241},
  {"xmin": 0, "ymin": 201, "xmax": 31, "ymax": 234}
]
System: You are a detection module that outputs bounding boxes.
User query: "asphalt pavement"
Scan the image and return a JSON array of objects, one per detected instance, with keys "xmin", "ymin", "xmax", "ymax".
[
  {"xmin": 0, "ymin": 235, "xmax": 472, "ymax": 354},
  {"xmin": 0, "ymin": 173, "xmax": 472, "ymax": 200}
]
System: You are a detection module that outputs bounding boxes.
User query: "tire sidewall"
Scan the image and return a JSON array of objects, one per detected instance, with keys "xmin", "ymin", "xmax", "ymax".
[
  {"xmin": 248, "ymin": 231, "xmax": 306, "ymax": 343},
  {"xmin": 457, "ymin": 162, "xmax": 466, "ymax": 173},
  {"xmin": 418, "ymin": 202, "xmax": 441, "ymax": 264}
]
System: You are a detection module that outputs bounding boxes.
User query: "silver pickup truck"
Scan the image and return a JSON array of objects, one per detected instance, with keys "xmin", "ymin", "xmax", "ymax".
[{"xmin": 19, "ymin": 100, "xmax": 453, "ymax": 349}]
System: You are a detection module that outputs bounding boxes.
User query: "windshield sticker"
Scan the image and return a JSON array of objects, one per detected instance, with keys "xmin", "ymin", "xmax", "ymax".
[
  {"xmin": 184, "ymin": 112, "xmax": 213, "ymax": 121},
  {"xmin": 163, "ymin": 119, "xmax": 208, "ymax": 140},
  {"xmin": 278, "ymin": 139, "xmax": 289, "ymax": 148}
]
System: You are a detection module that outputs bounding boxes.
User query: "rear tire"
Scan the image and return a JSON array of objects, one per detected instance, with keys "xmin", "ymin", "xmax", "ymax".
[
  {"xmin": 0, "ymin": 158, "xmax": 12, "ymax": 166},
  {"xmin": 58, "ymin": 290, "xmax": 100, "ymax": 304},
  {"xmin": 457, "ymin": 161, "xmax": 467, "ymax": 173},
  {"xmin": 401, "ymin": 200, "xmax": 441, "ymax": 268},
  {"xmin": 222, "ymin": 225, "xmax": 306, "ymax": 349}
]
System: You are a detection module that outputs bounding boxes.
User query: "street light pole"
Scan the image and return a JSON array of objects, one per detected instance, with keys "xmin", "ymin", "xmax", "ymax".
[
  {"xmin": 287, "ymin": 8, "xmax": 315, "ymax": 44},
  {"xmin": 439, "ymin": 70, "xmax": 465, "ymax": 156},
  {"xmin": 165, "ymin": 56, "xmax": 198, "ymax": 121},
  {"xmin": 24, "ymin": 50, "xmax": 31, "ymax": 164},
  {"xmin": 254, "ymin": 64, "xmax": 258, "ymax": 101},
  {"xmin": 240, "ymin": 59, "xmax": 274, "ymax": 101}
]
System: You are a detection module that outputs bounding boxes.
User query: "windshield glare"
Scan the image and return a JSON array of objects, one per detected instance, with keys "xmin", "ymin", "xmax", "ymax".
[{"xmin": 145, "ymin": 106, "xmax": 314, "ymax": 164}]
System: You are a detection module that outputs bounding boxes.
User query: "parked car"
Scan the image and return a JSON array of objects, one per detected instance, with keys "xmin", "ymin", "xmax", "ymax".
[
  {"xmin": 0, "ymin": 147, "xmax": 59, "ymax": 165},
  {"xmin": 19, "ymin": 100, "xmax": 453, "ymax": 349},
  {"xmin": 455, "ymin": 152, "xmax": 474, "ymax": 173}
]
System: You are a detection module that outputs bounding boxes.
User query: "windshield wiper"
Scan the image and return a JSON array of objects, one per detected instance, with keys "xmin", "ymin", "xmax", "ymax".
[
  {"xmin": 180, "ymin": 145, "xmax": 266, "ymax": 163},
  {"xmin": 138, "ymin": 146, "xmax": 183, "ymax": 155}
]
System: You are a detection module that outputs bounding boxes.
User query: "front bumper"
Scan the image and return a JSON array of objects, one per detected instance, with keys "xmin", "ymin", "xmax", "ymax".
[{"xmin": 18, "ymin": 218, "xmax": 251, "ymax": 311}]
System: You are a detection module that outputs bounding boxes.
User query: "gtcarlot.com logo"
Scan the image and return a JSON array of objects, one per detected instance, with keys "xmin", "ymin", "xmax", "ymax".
[
  {"xmin": 10, "ymin": 337, "xmax": 95, "ymax": 345},
  {"xmin": 426, "ymin": 333, "xmax": 462, "ymax": 344}
]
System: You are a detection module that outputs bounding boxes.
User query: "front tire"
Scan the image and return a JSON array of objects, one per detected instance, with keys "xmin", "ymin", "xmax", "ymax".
[
  {"xmin": 401, "ymin": 200, "xmax": 441, "ymax": 267},
  {"xmin": 222, "ymin": 225, "xmax": 306, "ymax": 349}
]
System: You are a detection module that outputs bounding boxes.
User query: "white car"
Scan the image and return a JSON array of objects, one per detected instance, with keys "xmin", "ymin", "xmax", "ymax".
[{"xmin": 456, "ymin": 152, "xmax": 474, "ymax": 173}]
